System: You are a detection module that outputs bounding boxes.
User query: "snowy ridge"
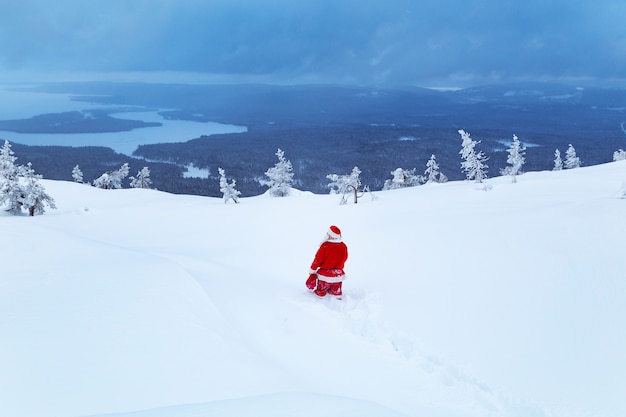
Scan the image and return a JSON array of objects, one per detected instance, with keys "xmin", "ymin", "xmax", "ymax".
[{"xmin": 2, "ymin": 161, "xmax": 626, "ymax": 417}]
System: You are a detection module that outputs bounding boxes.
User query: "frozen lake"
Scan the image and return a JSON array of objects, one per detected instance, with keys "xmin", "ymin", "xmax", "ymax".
[{"xmin": 0, "ymin": 85, "xmax": 247, "ymax": 155}]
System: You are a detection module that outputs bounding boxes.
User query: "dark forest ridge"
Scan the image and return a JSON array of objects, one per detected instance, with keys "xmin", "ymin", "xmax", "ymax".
[{"xmin": 4, "ymin": 81, "xmax": 626, "ymax": 196}]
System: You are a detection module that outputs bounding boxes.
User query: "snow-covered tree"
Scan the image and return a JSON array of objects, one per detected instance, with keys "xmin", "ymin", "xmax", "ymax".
[
  {"xmin": 261, "ymin": 148, "xmax": 293, "ymax": 197},
  {"xmin": 0, "ymin": 140, "xmax": 18, "ymax": 176},
  {"xmin": 93, "ymin": 163, "xmax": 130, "ymax": 189},
  {"xmin": 327, "ymin": 166, "xmax": 364, "ymax": 204},
  {"xmin": 0, "ymin": 141, "xmax": 24, "ymax": 214},
  {"xmin": 218, "ymin": 167, "xmax": 240, "ymax": 204},
  {"xmin": 424, "ymin": 154, "xmax": 447, "ymax": 183},
  {"xmin": 0, "ymin": 179, "xmax": 23, "ymax": 214},
  {"xmin": 21, "ymin": 162, "xmax": 56, "ymax": 216},
  {"xmin": 564, "ymin": 144, "xmax": 581, "ymax": 169},
  {"xmin": 72, "ymin": 165, "xmax": 84, "ymax": 183},
  {"xmin": 613, "ymin": 149, "xmax": 626, "ymax": 161},
  {"xmin": 458, "ymin": 129, "xmax": 489, "ymax": 183},
  {"xmin": 92, "ymin": 173, "xmax": 112, "ymax": 189},
  {"xmin": 0, "ymin": 141, "xmax": 55, "ymax": 216},
  {"xmin": 327, "ymin": 166, "xmax": 361, "ymax": 194},
  {"xmin": 382, "ymin": 168, "xmax": 423, "ymax": 190},
  {"xmin": 129, "ymin": 167, "xmax": 152, "ymax": 189},
  {"xmin": 114, "ymin": 162, "xmax": 130, "ymax": 186},
  {"xmin": 553, "ymin": 149, "xmax": 563, "ymax": 171},
  {"xmin": 500, "ymin": 134, "xmax": 526, "ymax": 182}
]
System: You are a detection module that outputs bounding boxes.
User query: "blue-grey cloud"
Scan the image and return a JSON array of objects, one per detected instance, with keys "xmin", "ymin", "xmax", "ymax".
[{"xmin": 1, "ymin": 0, "xmax": 625, "ymax": 86}]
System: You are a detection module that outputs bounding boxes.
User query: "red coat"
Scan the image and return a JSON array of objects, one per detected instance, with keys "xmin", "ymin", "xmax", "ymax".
[{"xmin": 310, "ymin": 240, "xmax": 348, "ymax": 283}]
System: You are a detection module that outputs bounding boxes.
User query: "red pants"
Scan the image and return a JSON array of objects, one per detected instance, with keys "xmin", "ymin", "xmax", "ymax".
[{"xmin": 306, "ymin": 274, "xmax": 342, "ymax": 297}]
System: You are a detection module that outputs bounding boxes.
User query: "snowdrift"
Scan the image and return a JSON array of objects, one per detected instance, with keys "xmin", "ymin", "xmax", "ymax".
[{"xmin": 2, "ymin": 161, "xmax": 626, "ymax": 417}]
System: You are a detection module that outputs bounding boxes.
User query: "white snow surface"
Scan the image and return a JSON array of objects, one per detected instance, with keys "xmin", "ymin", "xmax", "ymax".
[{"xmin": 2, "ymin": 161, "xmax": 626, "ymax": 417}]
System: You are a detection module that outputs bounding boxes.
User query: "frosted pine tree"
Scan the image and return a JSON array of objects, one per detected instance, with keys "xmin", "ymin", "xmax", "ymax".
[
  {"xmin": 459, "ymin": 129, "xmax": 489, "ymax": 183},
  {"xmin": 0, "ymin": 140, "xmax": 25, "ymax": 214},
  {"xmin": 21, "ymin": 162, "xmax": 56, "ymax": 216},
  {"xmin": 72, "ymin": 165, "xmax": 84, "ymax": 183},
  {"xmin": 92, "ymin": 173, "xmax": 112, "ymax": 189},
  {"xmin": 553, "ymin": 149, "xmax": 563, "ymax": 171},
  {"xmin": 0, "ymin": 140, "xmax": 17, "ymax": 177},
  {"xmin": 218, "ymin": 167, "xmax": 240, "ymax": 204},
  {"xmin": 564, "ymin": 144, "xmax": 581, "ymax": 169},
  {"xmin": 0, "ymin": 141, "xmax": 55, "ymax": 216},
  {"xmin": 424, "ymin": 154, "xmax": 447, "ymax": 183},
  {"xmin": 261, "ymin": 148, "xmax": 293, "ymax": 197},
  {"xmin": 112, "ymin": 163, "xmax": 130, "ymax": 187},
  {"xmin": 501, "ymin": 134, "xmax": 526, "ymax": 182},
  {"xmin": 129, "ymin": 167, "xmax": 152, "ymax": 189},
  {"xmin": 382, "ymin": 168, "xmax": 422, "ymax": 190},
  {"xmin": 0, "ymin": 173, "xmax": 24, "ymax": 214},
  {"xmin": 93, "ymin": 163, "xmax": 130, "ymax": 189},
  {"xmin": 0, "ymin": 141, "xmax": 24, "ymax": 214}
]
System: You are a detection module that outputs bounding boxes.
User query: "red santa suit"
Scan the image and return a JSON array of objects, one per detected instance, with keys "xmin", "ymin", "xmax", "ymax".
[{"xmin": 306, "ymin": 225, "xmax": 348, "ymax": 298}]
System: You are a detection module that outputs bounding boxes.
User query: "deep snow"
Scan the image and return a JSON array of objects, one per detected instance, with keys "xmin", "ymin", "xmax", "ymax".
[{"xmin": 2, "ymin": 161, "xmax": 626, "ymax": 417}]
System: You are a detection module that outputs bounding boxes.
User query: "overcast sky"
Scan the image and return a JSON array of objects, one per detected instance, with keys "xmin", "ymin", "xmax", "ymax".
[{"xmin": 1, "ymin": 0, "xmax": 625, "ymax": 86}]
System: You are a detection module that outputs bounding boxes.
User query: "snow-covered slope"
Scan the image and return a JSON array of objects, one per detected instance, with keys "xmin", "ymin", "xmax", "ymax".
[{"xmin": 2, "ymin": 161, "xmax": 625, "ymax": 417}]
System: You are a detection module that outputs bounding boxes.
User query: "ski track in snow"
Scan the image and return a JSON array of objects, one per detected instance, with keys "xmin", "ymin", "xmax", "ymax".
[
  {"xmin": 79, "ymin": 220, "xmax": 550, "ymax": 417},
  {"xmin": 163, "ymin": 249, "xmax": 527, "ymax": 417},
  {"xmin": 285, "ymin": 288, "xmax": 527, "ymax": 417}
]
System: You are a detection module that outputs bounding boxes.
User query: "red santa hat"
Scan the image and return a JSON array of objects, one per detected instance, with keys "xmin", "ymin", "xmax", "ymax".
[{"xmin": 327, "ymin": 225, "xmax": 342, "ymax": 239}]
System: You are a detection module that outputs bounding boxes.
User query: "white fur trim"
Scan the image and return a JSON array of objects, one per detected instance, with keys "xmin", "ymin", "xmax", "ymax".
[
  {"xmin": 316, "ymin": 273, "xmax": 347, "ymax": 283},
  {"xmin": 323, "ymin": 235, "xmax": 342, "ymax": 243},
  {"xmin": 327, "ymin": 227, "xmax": 341, "ymax": 239}
]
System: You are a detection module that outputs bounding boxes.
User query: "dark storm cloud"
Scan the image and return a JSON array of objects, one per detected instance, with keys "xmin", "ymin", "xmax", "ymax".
[{"xmin": 1, "ymin": 0, "xmax": 625, "ymax": 86}]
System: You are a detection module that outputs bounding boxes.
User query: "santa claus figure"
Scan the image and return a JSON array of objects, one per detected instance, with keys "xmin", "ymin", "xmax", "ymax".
[{"xmin": 306, "ymin": 225, "xmax": 349, "ymax": 299}]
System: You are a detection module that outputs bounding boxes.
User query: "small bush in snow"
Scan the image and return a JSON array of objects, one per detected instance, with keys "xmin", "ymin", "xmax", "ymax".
[
  {"xmin": 382, "ymin": 168, "xmax": 423, "ymax": 190},
  {"xmin": 613, "ymin": 149, "xmax": 626, "ymax": 161}
]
